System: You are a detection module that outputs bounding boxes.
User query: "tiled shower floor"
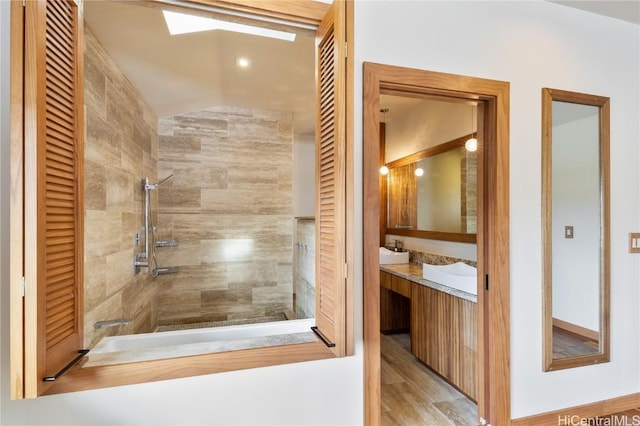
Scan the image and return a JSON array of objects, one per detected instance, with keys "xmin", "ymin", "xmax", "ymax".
[{"xmin": 155, "ymin": 314, "xmax": 287, "ymax": 332}]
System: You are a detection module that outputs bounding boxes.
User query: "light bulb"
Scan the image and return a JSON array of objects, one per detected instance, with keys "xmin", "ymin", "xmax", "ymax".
[
  {"xmin": 380, "ymin": 166, "xmax": 389, "ymax": 175},
  {"xmin": 415, "ymin": 168, "xmax": 424, "ymax": 177},
  {"xmin": 465, "ymin": 138, "xmax": 478, "ymax": 152}
]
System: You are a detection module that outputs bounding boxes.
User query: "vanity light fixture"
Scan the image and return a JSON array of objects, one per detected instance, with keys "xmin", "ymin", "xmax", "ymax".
[
  {"xmin": 380, "ymin": 166, "xmax": 389, "ymax": 175},
  {"xmin": 162, "ymin": 10, "xmax": 297, "ymax": 41},
  {"xmin": 415, "ymin": 168, "xmax": 424, "ymax": 177},
  {"xmin": 465, "ymin": 104, "xmax": 478, "ymax": 152}
]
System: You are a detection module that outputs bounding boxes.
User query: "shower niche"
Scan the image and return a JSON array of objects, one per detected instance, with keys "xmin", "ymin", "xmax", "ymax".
[{"xmin": 134, "ymin": 175, "xmax": 180, "ymax": 277}]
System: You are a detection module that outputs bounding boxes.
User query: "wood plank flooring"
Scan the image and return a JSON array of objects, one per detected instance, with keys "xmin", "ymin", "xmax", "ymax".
[
  {"xmin": 552, "ymin": 326, "xmax": 600, "ymax": 358},
  {"xmin": 381, "ymin": 333, "xmax": 478, "ymax": 426}
]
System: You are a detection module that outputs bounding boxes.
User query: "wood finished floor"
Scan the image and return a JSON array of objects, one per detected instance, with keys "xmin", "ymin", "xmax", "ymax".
[
  {"xmin": 381, "ymin": 333, "xmax": 478, "ymax": 426},
  {"xmin": 552, "ymin": 327, "xmax": 599, "ymax": 358}
]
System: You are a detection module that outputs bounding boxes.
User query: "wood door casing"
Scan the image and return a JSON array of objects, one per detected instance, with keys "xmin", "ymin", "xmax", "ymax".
[{"xmin": 363, "ymin": 62, "xmax": 510, "ymax": 426}]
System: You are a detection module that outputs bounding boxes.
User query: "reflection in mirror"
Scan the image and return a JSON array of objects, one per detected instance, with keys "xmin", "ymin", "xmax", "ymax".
[
  {"xmin": 542, "ymin": 88, "xmax": 610, "ymax": 371},
  {"xmin": 386, "ymin": 139, "xmax": 476, "ymax": 233},
  {"xmin": 380, "ymin": 94, "xmax": 478, "ymax": 243}
]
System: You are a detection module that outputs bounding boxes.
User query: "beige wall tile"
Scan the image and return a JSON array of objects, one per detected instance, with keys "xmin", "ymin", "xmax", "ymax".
[
  {"xmin": 105, "ymin": 248, "xmax": 135, "ymax": 296},
  {"xmin": 156, "ymin": 106, "xmax": 295, "ymax": 325},
  {"xmin": 85, "ymin": 210, "xmax": 122, "ymax": 259},
  {"xmin": 155, "ymin": 240, "xmax": 202, "ymax": 267},
  {"xmin": 84, "ymin": 27, "xmax": 159, "ymax": 344},
  {"xmin": 106, "ymin": 167, "xmax": 134, "ymax": 213},
  {"xmin": 84, "ymin": 159, "xmax": 106, "ymax": 211}
]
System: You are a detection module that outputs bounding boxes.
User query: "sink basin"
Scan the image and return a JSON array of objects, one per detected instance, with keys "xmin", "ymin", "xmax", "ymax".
[
  {"xmin": 422, "ymin": 262, "xmax": 477, "ymax": 295},
  {"xmin": 379, "ymin": 247, "xmax": 409, "ymax": 265}
]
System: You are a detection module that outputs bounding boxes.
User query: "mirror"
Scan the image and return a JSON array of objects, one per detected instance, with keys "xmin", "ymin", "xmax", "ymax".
[
  {"xmin": 542, "ymin": 88, "xmax": 610, "ymax": 371},
  {"xmin": 380, "ymin": 95, "xmax": 478, "ymax": 244}
]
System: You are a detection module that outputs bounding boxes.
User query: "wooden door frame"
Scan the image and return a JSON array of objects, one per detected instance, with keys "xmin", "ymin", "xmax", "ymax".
[{"xmin": 363, "ymin": 62, "xmax": 511, "ymax": 425}]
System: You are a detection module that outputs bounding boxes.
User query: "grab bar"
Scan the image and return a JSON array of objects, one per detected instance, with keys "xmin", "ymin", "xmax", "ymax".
[{"xmin": 94, "ymin": 319, "xmax": 132, "ymax": 330}]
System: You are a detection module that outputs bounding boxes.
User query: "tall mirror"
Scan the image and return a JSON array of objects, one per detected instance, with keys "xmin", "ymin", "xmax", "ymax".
[{"xmin": 542, "ymin": 88, "xmax": 610, "ymax": 371}]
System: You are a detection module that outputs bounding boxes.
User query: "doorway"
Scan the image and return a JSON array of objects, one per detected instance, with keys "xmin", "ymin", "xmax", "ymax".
[{"xmin": 363, "ymin": 63, "xmax": 511, "ymax": 426}]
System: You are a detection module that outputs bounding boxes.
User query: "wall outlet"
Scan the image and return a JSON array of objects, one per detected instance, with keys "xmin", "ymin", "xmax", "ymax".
[{"xmin": 630, "ymin": 233, "xmax": 640, "ymax": 253}]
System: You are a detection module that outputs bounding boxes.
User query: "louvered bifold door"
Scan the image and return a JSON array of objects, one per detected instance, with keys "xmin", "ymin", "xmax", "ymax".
[
  {"xmin": 314, "ymin": 0, "xmax": 347, "ymax": 357},
  {"xmin": 24, "ymin": 0, "xmax": 84, "ymax": 396}
]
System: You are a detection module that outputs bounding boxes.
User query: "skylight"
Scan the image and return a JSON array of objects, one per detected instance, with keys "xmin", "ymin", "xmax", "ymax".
[{"xmin": 162, "ymin": 10, "xmax": 297, "ymax": 42}]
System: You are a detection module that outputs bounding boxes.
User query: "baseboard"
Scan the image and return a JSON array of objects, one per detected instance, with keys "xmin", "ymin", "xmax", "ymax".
[
  {"xmin": 511, "ymin": 393, "xmax": 640, "ymax": 425},
  {"xmin": 553, "ymin": 317, "xmax": 599, "ymax": 342}
]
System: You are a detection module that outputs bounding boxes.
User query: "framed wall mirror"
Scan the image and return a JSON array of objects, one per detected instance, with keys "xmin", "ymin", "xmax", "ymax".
[
  {"xmin": 380, "ymin": 94, "xmax": 478, "ymax": 244},
  {"xmin": 542, "ymin": 88, "xmax": 610, "ymax": 371}
]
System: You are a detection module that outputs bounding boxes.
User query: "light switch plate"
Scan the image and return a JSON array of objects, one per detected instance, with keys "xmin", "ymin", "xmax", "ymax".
[
  {"xmin": 630, "ymin": 233, "xmax": 640, "ymax": 253},
  {"xmin": 565, "ymin": 226, "xmax": 574, "ymax": 239}
]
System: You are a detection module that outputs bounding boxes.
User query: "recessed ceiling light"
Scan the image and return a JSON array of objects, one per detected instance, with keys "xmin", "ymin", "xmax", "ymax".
[
  {"xmin": 162, "ymin": 10, "xmax": 296, "ymax": 42},
  {"xmin": 235, "ymin": 57, "xmax": 251, "ymax": 68}
]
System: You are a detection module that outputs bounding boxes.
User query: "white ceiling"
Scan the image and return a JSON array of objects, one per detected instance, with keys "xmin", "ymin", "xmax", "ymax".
[
  {"xmin": 84, "ymin": 1, "xmax": 638, "ymax": 138},
  {"xmin": 83, "ymin": 1, "xmax": 316, "ymax": 135},
  {"xmin": 551, "ymin": 1, "xmax": 640, "ymax": 25}
]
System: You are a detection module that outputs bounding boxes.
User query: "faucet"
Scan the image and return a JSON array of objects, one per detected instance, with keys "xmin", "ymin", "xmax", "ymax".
[
  {"xmin": 94, "ymin": 319, "xmax": 132, "ymax": 330},
  {"xmin": 394, "ymin": 240, "xmax": 404, "ymax": 251}
]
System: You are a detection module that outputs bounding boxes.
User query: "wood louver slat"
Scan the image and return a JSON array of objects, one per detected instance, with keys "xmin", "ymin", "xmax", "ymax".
[
  {"xmin": 25, "ymin": 0, "xmax": 84, "ymax": 395},
  {"xmin": 314, "ymin": 2, "xmax": 346, "ymax": 357}
]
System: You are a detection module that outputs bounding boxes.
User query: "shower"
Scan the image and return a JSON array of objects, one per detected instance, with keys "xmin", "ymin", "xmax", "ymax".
[{"xmin": 134, "ymin": 174, "xmax": 176, "ymax": 277}]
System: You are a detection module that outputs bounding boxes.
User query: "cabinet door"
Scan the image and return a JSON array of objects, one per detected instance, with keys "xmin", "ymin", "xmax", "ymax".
[
  {"xmin": 380, "ymin": 271, "xmax": 410, "ymax": 333},
  {"xmin": 411, "ymin": 283, "xmax": 477, "ymax": 401}
]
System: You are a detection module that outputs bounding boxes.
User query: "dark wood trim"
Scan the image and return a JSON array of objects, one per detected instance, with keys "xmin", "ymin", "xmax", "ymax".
[
  {"xmin": 385, "ymin": 134, "xmax": 469, "ymax": 169},
  {"xmin": 379, "ymin": 123, "xmax": 387, "ymax": 245},
  {"xmin": 386, "ymin": 228, "xmax": 476, "ymax": 244},
  {"xmin": 511, "ymin": 393, "xmax": 640, "ymax": 426}
]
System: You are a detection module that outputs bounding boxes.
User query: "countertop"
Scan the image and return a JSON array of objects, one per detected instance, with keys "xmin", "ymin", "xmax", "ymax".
[{"xmin": 380, "ymin": 263, "xmax": 477, "ymax": 303}]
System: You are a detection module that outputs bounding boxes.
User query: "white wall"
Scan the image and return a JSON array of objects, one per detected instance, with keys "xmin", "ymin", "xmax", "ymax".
[{"xmin": 354, "ymin": 0, "xmax": 639, "ymax": 418}]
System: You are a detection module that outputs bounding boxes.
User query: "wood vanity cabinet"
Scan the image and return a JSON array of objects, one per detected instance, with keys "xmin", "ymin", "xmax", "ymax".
[
  {"xmin": 411, "ymin": 283, "xmax": 477, "ymax": 401},
  {"xmin": 380, "ymin": 271, "xmax": 411, "ymax": 333}
]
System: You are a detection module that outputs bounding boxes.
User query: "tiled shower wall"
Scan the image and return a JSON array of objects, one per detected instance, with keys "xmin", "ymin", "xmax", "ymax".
[
  {"xmin": 155, "ymin": 107, "xmax": 294, "ymax": 325},
  {"xmin": 294, "ymin": 219, "xmax": 315, "ymax": 319},
  {"xmin": 83, "ymin": 26, "xmax": 159, "ymax": 348}
]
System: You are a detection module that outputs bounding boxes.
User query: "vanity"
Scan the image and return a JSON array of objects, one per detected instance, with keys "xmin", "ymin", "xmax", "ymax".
[{"xmin": 380, "ymin": 264, "xmax": 477, "ymax": 401}]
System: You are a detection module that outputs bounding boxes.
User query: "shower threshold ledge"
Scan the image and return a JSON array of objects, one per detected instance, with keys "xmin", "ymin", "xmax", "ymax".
[{"xmin": 84, "ymin": 318, "xmax": 317, "ymax": 367}]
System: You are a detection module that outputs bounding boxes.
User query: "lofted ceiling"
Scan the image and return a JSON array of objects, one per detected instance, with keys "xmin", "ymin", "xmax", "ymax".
[{"xmin": 83, "ymin": 1, "xmax": 316, "ymax": 135}]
